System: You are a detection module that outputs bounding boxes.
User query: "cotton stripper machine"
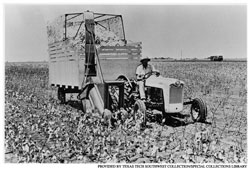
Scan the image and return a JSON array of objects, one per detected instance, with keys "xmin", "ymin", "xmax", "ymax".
[{"xmin": 47, "ymin": 11, "xmax": 207, "ymax": 126}]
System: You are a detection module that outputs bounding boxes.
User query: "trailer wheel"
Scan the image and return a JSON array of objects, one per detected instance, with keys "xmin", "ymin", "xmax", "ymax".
[
  {"xmin": 133, "ymin": 99, "xmax": 147, "ymax": 126},
  {"xmin": 190, "ymin": 98, "xmax": 207, "ymax": 122},
  {"xmin": 58, "ymin": 87, "xmax": 66, "ymax": 104}
]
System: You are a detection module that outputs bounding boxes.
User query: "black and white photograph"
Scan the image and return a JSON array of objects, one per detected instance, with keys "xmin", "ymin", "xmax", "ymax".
[{"xmin": 3, "ymin": 3, "xmax": 247, "ymax": 167}]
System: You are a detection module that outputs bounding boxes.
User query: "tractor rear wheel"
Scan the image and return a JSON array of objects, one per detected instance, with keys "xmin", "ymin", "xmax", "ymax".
[
  {"xmin": 58, "ymin": 87, "xmax": 66, "ymax": 104},
  {"xmin": 117, "ymin": 76, "xmax": 133, "ymax": 109},
  {"xmin": 190, "ymin": 98, "xmax": 207, "ymax": 122},
  {"xmin": 133, "ymin": 99, "xmax": 147, "ymax": 126}
]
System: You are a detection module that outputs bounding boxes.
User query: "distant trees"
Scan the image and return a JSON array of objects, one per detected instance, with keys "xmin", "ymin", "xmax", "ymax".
[{"xmin": 154, "ymin": 57, "xmax": 174, "ymax": 60}]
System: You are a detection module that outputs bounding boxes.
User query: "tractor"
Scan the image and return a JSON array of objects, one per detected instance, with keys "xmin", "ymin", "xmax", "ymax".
[
  {"xmin": 115, "ymin": 71, "xmax": 207, "ymax": 126},
  {"xmin": 47, "ymin": 11, "xmax": 207, "ymax": 126}
]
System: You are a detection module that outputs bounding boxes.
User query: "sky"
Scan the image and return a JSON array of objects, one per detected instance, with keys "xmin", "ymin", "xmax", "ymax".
[{"xmin": 4, "ymin": 4, "xmax": 247, "ymax": 62}]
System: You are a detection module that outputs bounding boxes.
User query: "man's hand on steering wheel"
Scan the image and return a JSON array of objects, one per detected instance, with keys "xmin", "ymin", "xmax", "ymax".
[
  {"xmin": 143, "ymin": 71, "xmax": 160, "ymax": 79},
  {"xmin": 143, "ymin": 72, "xmax": 152, "ymax": 79},
  {"xmin": 137, "ymin": 71, "xmax": 160, "ymax": 81}
]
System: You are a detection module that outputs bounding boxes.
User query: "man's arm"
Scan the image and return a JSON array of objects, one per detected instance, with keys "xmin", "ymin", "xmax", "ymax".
[
  {"xmin": 150, "ymin": 64, "xmax": 156, "ymax": 72},
  {"xmin": 136, "ymin": 65, "xmax": 144, "ymax": 80},
  {"xmin": 137, "ymin": 74, "xmax": 144, "ymax": 80}
]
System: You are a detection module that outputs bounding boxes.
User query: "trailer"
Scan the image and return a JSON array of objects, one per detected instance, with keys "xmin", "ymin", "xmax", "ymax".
[{"xmin": 47, "ymin": 11, "xmax": 141, "ymax": 113}]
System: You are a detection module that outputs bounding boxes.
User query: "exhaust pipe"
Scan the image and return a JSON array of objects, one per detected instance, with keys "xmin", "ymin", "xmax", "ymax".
[{"xmin": 84, "ymin": 11, "xmax": 96, "ymax": 77}]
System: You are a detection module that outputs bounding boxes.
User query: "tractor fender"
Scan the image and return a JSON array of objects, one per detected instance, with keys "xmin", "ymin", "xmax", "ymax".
[{"xmin": 117, "ymin": 75, "xmax": 132, "ymax": 88}]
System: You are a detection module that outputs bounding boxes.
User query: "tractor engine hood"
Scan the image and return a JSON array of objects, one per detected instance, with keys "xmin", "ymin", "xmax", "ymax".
[
  {"xmin": 145, "ymin": 75, "xmax": 185, "ymax": 113},
  {"xmin": 145, "ymin": 76, "xmax": 184, "ymax": 88}
]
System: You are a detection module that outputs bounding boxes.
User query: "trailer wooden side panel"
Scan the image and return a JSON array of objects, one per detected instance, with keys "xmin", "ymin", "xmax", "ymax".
[
  {"xmin": 48, "ymin": 41, "xmax": 141, "ymax": 89},
  {"xmin": 49, "ymin": 60, "xmax": 80, "ymax": 88},
  {"xmin": 98, "ymin": 45, "xmax": 141, "ymax": 81},
  {"xmin": 98, "ymin": 56, "xmax": 139, "ymax": 81},
  {"xmin": 49, "ymin": 42, "xmax": 82, "ymax": 88}
]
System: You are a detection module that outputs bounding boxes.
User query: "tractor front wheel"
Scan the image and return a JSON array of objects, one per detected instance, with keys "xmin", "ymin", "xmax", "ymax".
[
  {"xmin": 133, "ymin": 99, "xmax": 147, "ymax": 126},
  {"xmin": 190, "ymin": 98, "xmax": 207, "ymax": 122}
]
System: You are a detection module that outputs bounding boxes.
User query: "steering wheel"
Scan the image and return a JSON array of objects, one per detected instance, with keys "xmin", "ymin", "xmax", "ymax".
[{"xmin": 143, "ymin": 71, "xmax": 160, "ymax": 79}]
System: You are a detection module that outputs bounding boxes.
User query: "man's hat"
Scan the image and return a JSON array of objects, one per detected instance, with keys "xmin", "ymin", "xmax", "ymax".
[{"xmin": 140, "ymin": 56, "xmax": 151, "ymax": 62}]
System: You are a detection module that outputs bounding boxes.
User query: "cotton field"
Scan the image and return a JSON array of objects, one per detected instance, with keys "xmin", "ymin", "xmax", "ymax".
[{"xmin": 5, "ymin": 61, "xmax": 247, "ymax": 163}]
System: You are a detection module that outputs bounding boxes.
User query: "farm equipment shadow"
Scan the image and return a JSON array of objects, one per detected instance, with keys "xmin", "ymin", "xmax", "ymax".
[
  {"xmin": 161, "ymin": 113, "xmax": 211, "ymax": 127},
  {"xmin": 163, "ymin": 113, "xmax": 192, "ymax": 127},
  {"xmin": 66, "ymin": 100, "xmax": 83, "ymax": 111}
]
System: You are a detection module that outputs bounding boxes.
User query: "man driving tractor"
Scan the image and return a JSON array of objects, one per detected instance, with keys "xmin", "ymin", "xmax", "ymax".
[{"xmin": 136, "ymin": 56, "xmax": 157, "ymax": 100}]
